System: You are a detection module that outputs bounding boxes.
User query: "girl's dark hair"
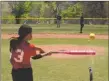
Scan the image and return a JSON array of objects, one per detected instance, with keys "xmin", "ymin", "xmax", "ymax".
[{"xmin": 10, "ymin": 25, "xmax": 32, "ymax": 52}]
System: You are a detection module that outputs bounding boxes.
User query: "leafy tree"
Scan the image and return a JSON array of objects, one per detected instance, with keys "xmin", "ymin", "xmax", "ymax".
[
  {"xmin": 83, "ymin": 1, "xmax": 107, "ymax": 18},
  {"xmin": 43, "ymin": 1, "xmax": 57, "ymax": 24},
  {"xmin": 2, "ymin": 1, "xmax": 107, "ymax": 24},
  {"xmin": 30, "ymin": 2, "xmax": 42, "ymax": 17},
  {"xmin": 9, "ymin": 2, "xmax": 32, "ymax": 24},
  {"xmin": 61, "ymin": 2, "xmax": 82, "ymax": 18}
]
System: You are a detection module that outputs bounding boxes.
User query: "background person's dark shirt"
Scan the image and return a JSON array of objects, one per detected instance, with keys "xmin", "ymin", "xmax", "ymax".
[
  {"xmin": 80, "ymin": 16, "xmax": 84, "ymax": 24},
  {"xmin": 57, "ymin": 15, "xmax": 61, "ymax": 20}
]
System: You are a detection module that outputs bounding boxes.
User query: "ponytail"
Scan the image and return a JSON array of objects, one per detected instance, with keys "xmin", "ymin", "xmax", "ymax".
[
  {"xmin": 9, "ymin": 24, "xmax": 32, "ymax": 52},
  {"xmin": 9, "ymin": 36, "xmax": 24, "ymax": 52}
]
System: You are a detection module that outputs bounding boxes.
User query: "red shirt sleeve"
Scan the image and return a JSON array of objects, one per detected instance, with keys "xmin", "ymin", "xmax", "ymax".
[{"xmin": 29, "ymin": 44, "xmax": 37, "ymax": 56}]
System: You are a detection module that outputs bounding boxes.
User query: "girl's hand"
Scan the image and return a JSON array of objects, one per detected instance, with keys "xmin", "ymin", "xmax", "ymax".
[{"xmin": 41, "ymin": 51, "xmax": 52, "ymax": 57}]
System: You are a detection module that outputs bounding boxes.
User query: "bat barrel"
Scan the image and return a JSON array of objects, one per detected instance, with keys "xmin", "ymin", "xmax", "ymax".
[{"xmin": 61, "ymin": 50, "xmax": 96, "ymax": 55}]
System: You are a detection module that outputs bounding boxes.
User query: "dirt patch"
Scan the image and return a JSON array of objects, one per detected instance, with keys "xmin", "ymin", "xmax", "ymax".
[
  {"xmin": 1, "ymin": 33, "xmax": 106, "ymax": 59},
  {"xmin": 37, "ymin": 45, "xmax": 105, "ymax": 58},
  {"xmin": 1, "ymin": 33, "xmax": 106, "ymax": 58},
  {"xmin": 1, "ymin": 33, "xmax": 108, "ymax": 39}
]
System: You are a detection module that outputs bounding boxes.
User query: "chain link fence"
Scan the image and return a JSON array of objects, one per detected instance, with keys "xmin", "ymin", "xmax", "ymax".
[{"xmin": 1, "ymin": 18, "xmax": 108, "ymax": 25}]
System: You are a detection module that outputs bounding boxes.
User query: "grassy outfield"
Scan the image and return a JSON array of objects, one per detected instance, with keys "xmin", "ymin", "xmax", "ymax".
[
  {"xmin": 1, "ymin": 24, "xmax": 108, "ymax": 34},
  {"xmin": 1, "ymin": 38, "xmax": 108, "ymax": 81}
]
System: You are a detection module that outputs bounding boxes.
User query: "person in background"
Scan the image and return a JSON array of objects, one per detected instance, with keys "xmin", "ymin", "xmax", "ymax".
[
  {"xmin": 56, "ymin": 14, "xmax": 62, "ymax": 28},
  {"xmin": 80, "ymin": 13, "xmax": 84, "ymax": 33}
]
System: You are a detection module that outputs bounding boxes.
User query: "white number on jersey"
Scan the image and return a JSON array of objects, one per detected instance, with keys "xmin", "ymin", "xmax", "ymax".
[{"xmin": 14, "ymin": 49, "xmax": 24, "ymax": 62}]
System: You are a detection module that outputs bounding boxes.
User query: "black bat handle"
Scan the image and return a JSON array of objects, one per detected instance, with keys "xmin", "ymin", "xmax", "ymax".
[{"xmin": 89, "ymin": 67, "xmax": 93, "ymax": 81}]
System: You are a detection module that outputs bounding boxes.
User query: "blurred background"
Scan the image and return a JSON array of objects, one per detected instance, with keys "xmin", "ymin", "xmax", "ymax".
[{"xmin": 1, "ymin": 1, "xmax": 108, "ymax": 25}]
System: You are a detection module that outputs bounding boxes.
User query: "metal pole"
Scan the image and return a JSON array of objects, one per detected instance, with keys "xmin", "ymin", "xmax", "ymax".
[
  {"xmin": 89, "ymin": 67, "xmax": 93, "ymax": 81},
  {"xmin": 0, "ymin": 1, "xmax": 2, "ymax": 81},
  {"xmin": 88, "ymin": 39, "xmax": 94, "ymax": 81}
]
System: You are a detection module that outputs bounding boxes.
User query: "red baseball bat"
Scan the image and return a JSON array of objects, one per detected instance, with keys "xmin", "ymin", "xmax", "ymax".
[{"xmin": 50, "ymin": 50, "xmax": 96, "ymax": 55}]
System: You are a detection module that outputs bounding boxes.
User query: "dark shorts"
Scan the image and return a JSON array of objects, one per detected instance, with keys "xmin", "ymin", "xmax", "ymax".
[
  {"xmin": 57, "ymin": 20, "xmax": 61, "ymax": 24},
  {"xmin": 12, "ymin": 68, "xmax": 33, "ymax": 81},
  {"xmin": 81, "ymin": 24, "xmax": 84, "ymax": 27}
]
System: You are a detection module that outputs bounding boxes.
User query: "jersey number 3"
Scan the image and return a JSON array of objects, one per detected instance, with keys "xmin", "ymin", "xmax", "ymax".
[{"xmin": 14, "ymin": 49, "xmax": 24, "ymax": 62}]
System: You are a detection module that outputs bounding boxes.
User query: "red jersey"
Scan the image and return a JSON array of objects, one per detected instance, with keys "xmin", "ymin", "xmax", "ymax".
[{"xmin": 10, "ymin": 41, "xmax": 37, "ymax": 69}]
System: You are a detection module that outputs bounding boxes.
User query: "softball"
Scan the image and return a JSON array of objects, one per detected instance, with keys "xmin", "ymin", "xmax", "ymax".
[{"xmin": 89, "ymin": 33, "xmax": 95, "ymax": 40}]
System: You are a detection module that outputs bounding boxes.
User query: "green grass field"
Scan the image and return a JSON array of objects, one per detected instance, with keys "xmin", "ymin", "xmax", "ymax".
[
  {"xmin": 1, "ymin": 24, "xmax": 108, "ymax": 81},
  {"xmin": 1, "ymin": 38, "xmax": 108, "ymax": 81},
  {"xmin": 1, "ymin": 24, "xmax": 108, "ymax": 34}
]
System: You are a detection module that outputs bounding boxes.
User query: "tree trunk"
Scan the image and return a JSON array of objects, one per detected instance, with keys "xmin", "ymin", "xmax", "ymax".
[{"xmin": 15, "ymin": 16, "xmax": 20, "ymax": 24}]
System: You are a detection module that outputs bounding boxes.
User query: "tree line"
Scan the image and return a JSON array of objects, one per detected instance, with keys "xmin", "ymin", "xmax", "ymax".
[{"xmin": 1, "ymin": 1, "xmax": 108, "ymax": 24}]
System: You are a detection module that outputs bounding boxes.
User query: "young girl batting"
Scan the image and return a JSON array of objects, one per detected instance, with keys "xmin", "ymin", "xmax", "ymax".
[{"xmin": 9, "ymin": 25, "xmax": 51, "ymax": 81}]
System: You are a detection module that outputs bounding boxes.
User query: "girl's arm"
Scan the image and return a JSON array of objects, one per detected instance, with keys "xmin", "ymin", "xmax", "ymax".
[
  {"xmin": 35, "ymin": 47, "xmax": 45, "ymax": 53},
  {"xmin": 32, "ymin": 51, "xmax": 52, "ymax": 60}
]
